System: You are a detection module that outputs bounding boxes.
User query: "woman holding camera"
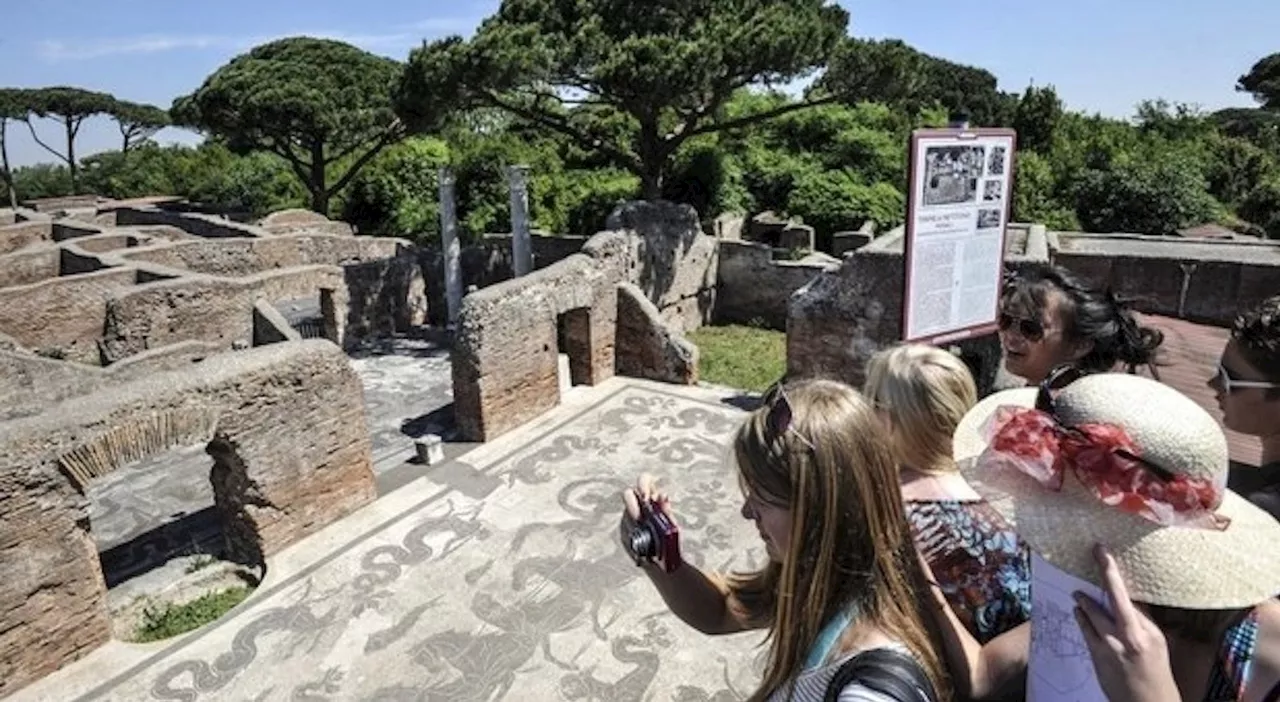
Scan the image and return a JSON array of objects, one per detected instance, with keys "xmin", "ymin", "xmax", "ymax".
[{"xmin": 619, "ymin": 379, "xmax": 952, "ymax": 702}]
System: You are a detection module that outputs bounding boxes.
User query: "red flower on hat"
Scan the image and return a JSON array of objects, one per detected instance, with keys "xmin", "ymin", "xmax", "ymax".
[{"xmin": 982, "ymin": 406, "xmax": 1230, "ymax": 530}]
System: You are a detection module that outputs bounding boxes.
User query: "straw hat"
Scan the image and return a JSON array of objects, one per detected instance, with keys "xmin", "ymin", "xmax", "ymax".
[{"xmin": 954, "ymin": 372, "xmax": 1280, "ymax": 609}]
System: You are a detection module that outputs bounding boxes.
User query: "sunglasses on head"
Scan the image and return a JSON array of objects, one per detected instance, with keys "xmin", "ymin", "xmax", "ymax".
[
  {"xmin": 1033, "ymin": 364, "xmax": 1176, "ymax": 482},
  {"xmin": 762, "ymin": 380, "xmax": 816, "ymax": 452},
  {"xmin": 997, "ymin": 311, "xmax": 1045, "ymax": 342},
  {"xmin": 1213, "ymin": 363, "xmax": 1280, "ymax": 395},
  {"xmin": 1034, "ymin": 363, "xmax": 1084, "ymax": 413}
]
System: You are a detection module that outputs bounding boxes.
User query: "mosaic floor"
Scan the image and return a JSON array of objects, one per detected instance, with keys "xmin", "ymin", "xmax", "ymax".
[{"xmin": 18, "ymin": 377, "xmax": 771, "ymax": 702}]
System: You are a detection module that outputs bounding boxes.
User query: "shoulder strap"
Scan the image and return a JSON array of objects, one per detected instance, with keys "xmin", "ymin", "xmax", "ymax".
[{"xmin": 823, "ymin": 647, "xmax": 936, "ymax": 702}]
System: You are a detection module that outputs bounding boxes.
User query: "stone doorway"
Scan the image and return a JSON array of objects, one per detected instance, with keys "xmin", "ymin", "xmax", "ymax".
[{"xmin": 556, "ymin": 308, "xmax": 593, "ymax": 393}]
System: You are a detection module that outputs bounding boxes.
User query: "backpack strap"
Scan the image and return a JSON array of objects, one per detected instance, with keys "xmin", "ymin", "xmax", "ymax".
[{"xmin": 823, "ymin": 647, "xmax": 936, "ymax": 702}]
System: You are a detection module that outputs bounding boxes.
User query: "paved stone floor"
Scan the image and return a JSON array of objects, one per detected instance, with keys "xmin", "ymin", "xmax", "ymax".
[
  {"xmin": 17, "ymin": 377, "xmax": 769, "ymax": 702},
  {"xmin": 346, "ymin": 331, "xmax": 459, "ymax": 475}
]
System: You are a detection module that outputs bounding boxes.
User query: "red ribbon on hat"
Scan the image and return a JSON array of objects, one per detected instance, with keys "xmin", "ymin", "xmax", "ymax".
[{"xmin": 981, "ymin": 405, "xmax": 1230, "ymax": 530}]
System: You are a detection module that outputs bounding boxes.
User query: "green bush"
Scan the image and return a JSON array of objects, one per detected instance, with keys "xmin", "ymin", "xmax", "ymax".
[
  {"xmin": 560, "ymin": 168, "xmax": 640, "ymax": 235},
  {"xmin": 12, "ymin": 163, "xmax": 73, "ymax": 201},
  {"xmin": 1240, "ymin": 177, "xmax": 1280, "ymax": 239},
  {"xmin": 134, "ymin": 587, "xmax": 251, "ymax": 643},
  {"xmin": 1012, "ymin": 151, "xmax": 1079, "ymax": 230},
  {"xmin": 343, "ymin": 137, "xmax": 450, "ymax": 240},
  {"xmin": 1072, "ymin": 154, "xmax": 1220, "ymax": 235},
  {"xmin": 787, "ymin": 168, "xmax": 905, "ymax": 234}
]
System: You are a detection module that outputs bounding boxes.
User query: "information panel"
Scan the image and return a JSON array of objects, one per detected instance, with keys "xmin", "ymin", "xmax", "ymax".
[{"xmin": 902, "ymin": 128, "xmax": 1016, "ymax": 344}]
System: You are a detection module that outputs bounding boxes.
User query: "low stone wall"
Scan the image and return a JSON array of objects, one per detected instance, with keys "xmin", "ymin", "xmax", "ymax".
[
  {"xmin": 67, "ymin": 232, "xmax": 147, "ymax": 253},
  {"xmin": 100, "ymin": 266, "xmax": 348, "ymax": 363},
  {"xmin": 0, "ymin": 268, "xmax": 141, "ymax": 364},
  {"xmin": 0, "ymin": 218, "xmax": 54, "ymax": 255},
  {"xmin": 0, "ymin": 247, "xmax": 61, "ymax": 288},
  {"xmin": 615, "ymin": 283, "xmax": 698, "ymax": 384},
  {"xmin": 715, "ymin": 241, "xmax": 836, "ymax": 330},
  {"xmin": 0, "ymin": 341, "xmax": 376, "ymax": 696},
  {"xmin": 113, "ymin": 207, "xmax": 265, "ymax": 239},
  {"xmin": 253, "ymin": 300, "xmax": 303, "ymax": 346},
  {"xmin": 120, "ymin": 234, "xmax": 410, "ymax": 278},
  {"xmin": 52, "ymin": 219, "xmax": 107, "ymax": 242},
  {"xmin": 1051, "ymin": 233, "xmax": 1280, "ymax": 326}
]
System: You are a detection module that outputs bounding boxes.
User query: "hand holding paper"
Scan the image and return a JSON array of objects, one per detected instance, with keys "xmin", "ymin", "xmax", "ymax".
[{"xmin": 1073, "ymin": 544, "xmax": 1181, "ymax": 702}]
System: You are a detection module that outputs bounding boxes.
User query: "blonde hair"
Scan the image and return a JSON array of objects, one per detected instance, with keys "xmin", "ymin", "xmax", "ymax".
[
  {"xmin": 727, "ymin": 379, "xmax": 951, "ymax": 701},
  {"xmin": 863, "ymin": 344, "xmax": 978, "ymax": 475}
]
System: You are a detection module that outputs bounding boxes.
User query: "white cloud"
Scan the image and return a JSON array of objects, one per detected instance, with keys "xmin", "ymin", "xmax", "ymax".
[
  {"xmin": 38, "ymin": 35, "xmax": 225, "ymax": 61},
  {"xmin": 36, "ymin": 21, "xmax": 479, "ymax": 62}
]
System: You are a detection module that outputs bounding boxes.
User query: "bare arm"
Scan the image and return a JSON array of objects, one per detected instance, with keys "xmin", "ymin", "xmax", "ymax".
[
  {"xmin": 621, "ymin": 475, "xmax": 762, "ymax": 636},
  {"xmin": 918, "ymin": 554, "xmax": 1029, "ymax": 700}
]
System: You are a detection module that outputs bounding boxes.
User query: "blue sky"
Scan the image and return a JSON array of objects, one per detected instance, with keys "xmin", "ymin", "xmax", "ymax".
[{"xmin": 1, "ymin": 0, "xmax": 1275, "ymax": 167}]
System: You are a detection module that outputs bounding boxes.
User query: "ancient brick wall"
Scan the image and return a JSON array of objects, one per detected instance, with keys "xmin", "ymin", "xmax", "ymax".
[
  {"xmin": 100, "ymin": 266, "xmax": 348, "ymax": 363},
  {"xmin": 121, "ymin": 234, "xmax": 410, "ymax": 278},
  {"xmin": 615, "ymin": 283, "xmax": 698, "ymax": 384},
  {"xmin": 606, "ymin": 201, "xmax": 718, "ymax": 333},
  {"xmin": 52, "ymin": 219, "xmax": 107, "ymax": 243},
  {"xmin": 343, "ymin": 254, "xmax": 427, "ymax": 346},
  {"xmin": 452, "ymin": 252, "xmax": 619, "ymax": 441},
  {"xmin": 715, "ymin": 241, "xmax": 836, "ymax": 330},
  {"xmin": 0, "ymin": 268, "xmax": 140, "ymax": 364},
  {"xmin": 0, "ymin": 341, "xmax": 375, "ymax": 696}
]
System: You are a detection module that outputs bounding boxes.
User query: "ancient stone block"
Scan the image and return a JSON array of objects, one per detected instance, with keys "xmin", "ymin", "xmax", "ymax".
[
  {"xmin": 0, "ymin": 341, "xmax": 376, "ymax": 695},
  {"xmin": 616, "ymin": 283, "xmax": 698, "ymax": 385}
]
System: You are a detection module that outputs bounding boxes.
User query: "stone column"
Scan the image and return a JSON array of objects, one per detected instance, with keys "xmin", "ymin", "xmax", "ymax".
[
  {"xmin": 507, "ymin": 165, "xmax": 533, "ymax": 277},
  {"xmin": 438, "ymin": 167, "xmax": 463, "ymax": 328}
]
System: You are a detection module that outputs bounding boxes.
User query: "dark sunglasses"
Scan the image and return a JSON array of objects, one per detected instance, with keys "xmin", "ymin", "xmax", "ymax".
[
  {"xmin": 998, "ymin": 312, "xmax": 1045, "ymax": 342},
  {"xmin": 762, "ymin": 380, "xmax": 816, "ymax": 451}
]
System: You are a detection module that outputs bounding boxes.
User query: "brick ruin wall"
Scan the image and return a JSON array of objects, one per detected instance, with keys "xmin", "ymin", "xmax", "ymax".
[{"xmin": 0, "ymin": 341, "xmax": 376, "ymax": 697}]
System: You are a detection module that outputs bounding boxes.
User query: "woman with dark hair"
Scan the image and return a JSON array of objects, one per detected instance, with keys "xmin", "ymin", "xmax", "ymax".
[
  {"xmin": 998, "ymin": 263, "xmax": 1165, "ymax": 386},
  {"xmin": 619, "ymin": 379, "xmax": 951, "ymax": 701}
]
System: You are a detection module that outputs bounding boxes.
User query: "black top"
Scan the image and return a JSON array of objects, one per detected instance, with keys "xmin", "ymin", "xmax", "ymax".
[{"xmin": 1227, "ymin": 460, "xmax": 1280, "ymax": 522}]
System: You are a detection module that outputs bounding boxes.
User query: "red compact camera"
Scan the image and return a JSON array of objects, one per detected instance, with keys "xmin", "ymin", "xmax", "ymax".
[{"xmin": 624, "ymin": 497, "xmax": 681, "ymax": 573}]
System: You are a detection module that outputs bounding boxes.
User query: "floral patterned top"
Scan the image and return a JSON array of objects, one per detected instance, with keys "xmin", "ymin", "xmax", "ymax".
[{"xmin": 906, "ymin": 500, "xmax": 1032, "ymax": 643}]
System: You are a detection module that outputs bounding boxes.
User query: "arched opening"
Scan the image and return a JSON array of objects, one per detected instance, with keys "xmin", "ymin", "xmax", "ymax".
[{"xmin": 59, "ymin": 409, "xmax": 263, "ymax": 642}]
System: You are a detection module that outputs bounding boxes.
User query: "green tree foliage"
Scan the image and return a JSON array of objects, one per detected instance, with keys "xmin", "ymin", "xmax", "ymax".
[
  {"xmin": 112, "ymin": 100, "xmax": 169, "ymax": 151},
  {"xmin": 820, "ymin": 39, "xmax": 1011, "ymax": 126},
  {"xmin": 399, "ymin": 0, "xmax": 849, "ymax": 199},
  {"xmin": 1240, "ymin": 177, "xmax": 1280, "ymax": 238},
  {"xmin": 22, "ymin": 86, "xmax": 116, "ymax": 193},
  {"xmin": 1073, "ymin": 152, "xmax": 1219, "ymax": 235},
  {"xmin": 12, "ymin": 163, "xmax": 73, "ymax": 202},
  {"xmin": 172, "ymin": 37, "xmax": 414, "ymax": 214},
  {"xmin": 1013, "ymin": 86, "xmax": 1064, "ymax": 153},
  {"xmin": 787, "ymin": 169, "xmax": 905, "ymax": 233},
  {"xmin": 1238, "ymin": 53, "xmax": 1280, "ymax": 110},
  {"xmin": 343, "ymin": 137, "xmax": 450, "ymax": 239}
]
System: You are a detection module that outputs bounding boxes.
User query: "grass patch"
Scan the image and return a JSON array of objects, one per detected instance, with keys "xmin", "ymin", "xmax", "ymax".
[
  {"xmin": 134, "ymin": 587, "xmax": 251, "ymax": 643},
  {"xmin": 687, "ymin": 324, "xmax": 786, "ymax": 392}
]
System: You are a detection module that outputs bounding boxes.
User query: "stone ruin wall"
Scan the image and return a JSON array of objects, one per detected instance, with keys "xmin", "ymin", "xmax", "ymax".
[
  {"xmin": 0, "ymin": 204, "xmax": 425, "ymax": 369},
  {"xmin": 0, "ymin": 341, "xmax": 376, "ymax": 697},
  {"xmin": 450, "ymin": 202, "xmax": 715, "ymax": 441}
]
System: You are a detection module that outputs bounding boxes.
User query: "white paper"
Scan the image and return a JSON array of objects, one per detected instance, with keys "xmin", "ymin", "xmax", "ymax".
[
  {"xmin": 903, "ymin": 131, "xmax": 1015, "ymax": 342},
  {"xmin": 1028, "ymin": 553, "xmax": 1109, "ymax": 702}
]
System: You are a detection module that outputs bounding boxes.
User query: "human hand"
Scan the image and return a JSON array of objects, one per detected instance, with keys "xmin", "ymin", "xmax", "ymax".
[
  {"xmin": 1073, "ymin": 543, "xmax": 1181, "ymax": 702},
  {"xmin": 618, "ymin": 473, "xmax": 681, "ymax": 570}
]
